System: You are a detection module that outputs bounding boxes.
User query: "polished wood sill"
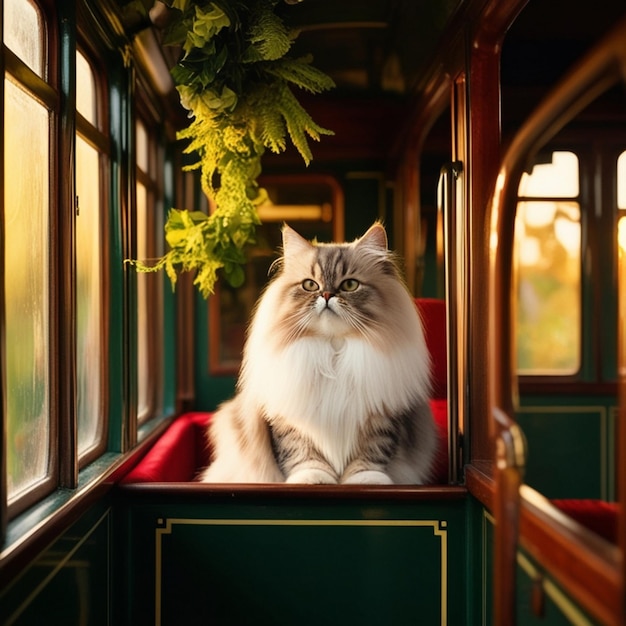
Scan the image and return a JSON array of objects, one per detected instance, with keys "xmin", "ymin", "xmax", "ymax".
[{"xmin": 465, "ymin": 461, "xmax": 495, "ymax": 510}]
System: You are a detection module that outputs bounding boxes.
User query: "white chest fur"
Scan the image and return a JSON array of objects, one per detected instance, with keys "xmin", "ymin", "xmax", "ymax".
[{"xmin": 241, "ymin": 335, "xmax": 429, "ymax": 471}]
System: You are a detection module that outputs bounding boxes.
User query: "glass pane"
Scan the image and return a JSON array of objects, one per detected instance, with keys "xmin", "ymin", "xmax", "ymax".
[
  {"xmin": 76, "ymin": 51, "xmax": 96, "ymax": 125},
  {"xmin": 618, "ymin": 151, "xmax": 626, "ymax": 210},
  {"xmin": 515, "ymin": 200, "xmax": 581, "ymax": 374},
  {"xmin": 4, "ymin": 78, "xmax": 50, "ymax": 500},
  {"xmin": 518, "ymin": 151, "xmax": 579, "ymax": 198},
  {"xmin": 76, "ymin": 135, "xmax": 103, "ymax": 456},
  {"xmin": 136, "ymin": 181, "xmax": 150, "ymax": 418},
  {"xmin": 3, "ymin": 0, "xmax": 44, "ymax": 77}
]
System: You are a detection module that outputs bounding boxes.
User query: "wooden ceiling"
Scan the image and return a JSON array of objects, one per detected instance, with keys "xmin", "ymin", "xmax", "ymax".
[{"xmin": 282, "ymin": 0, "xmax": 463, "ymax": 95}]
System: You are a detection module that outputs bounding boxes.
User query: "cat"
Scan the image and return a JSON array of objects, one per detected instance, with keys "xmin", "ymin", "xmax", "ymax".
[{"xmin": 199, "ymin": 222, "xmax": 437, "ymax": 484}]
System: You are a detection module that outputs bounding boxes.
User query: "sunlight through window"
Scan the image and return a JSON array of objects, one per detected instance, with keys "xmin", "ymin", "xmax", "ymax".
[{"xmin": 515, "ymin": 151, "xmax": 581, "ymax": 374}]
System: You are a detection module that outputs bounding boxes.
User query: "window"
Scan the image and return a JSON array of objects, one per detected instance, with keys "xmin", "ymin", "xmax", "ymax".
[
  {"xmin": 514, "ymin": 151, "xmax": 582, "ymax": 375},
  {"xmin": 618, "ymin": 151, "xmax": 626, "ymax": 211},
  {"xmin": 75, "ymin": 48, "xmax": 108, "ymax": 463},
  {"xmin": 618, "ymin": 153, "xmax": 626, "ymax": 350},
  {"xmin": 3, "ymin": 0, "xmax": 55, "ymax": 510},
  {"xmin": 2, "ymin": 2, "xmax": 112, "ymax": 515},
  {"xmin": 135, "ymin": 116, "xmax": 165, "ymax": 422}
]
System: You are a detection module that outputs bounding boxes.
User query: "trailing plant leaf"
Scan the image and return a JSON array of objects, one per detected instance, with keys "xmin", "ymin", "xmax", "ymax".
[
  {"xmin": 274, "ymin": 82, "xmax": 333, "ymax": 166},
  {"xmin": 246, "ymin": 2, "xmax": 292, "ymax": 61},
  {"xmin": 128, "ymin": 0, "xmax": 334, "ymax": 297},
  {"xmin": 265, "ymin": 55, "xmax": 336, "ymax": 93}
]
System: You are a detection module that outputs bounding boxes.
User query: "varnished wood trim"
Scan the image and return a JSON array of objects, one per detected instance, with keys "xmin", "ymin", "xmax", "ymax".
[
  {"xmin": 465, "ymin": 462, "xmax": 495, "ymax": 510},
  {"xmin": 519, "ymin": 485, "xmax": 622, "ymax": 626},
  {"xmin": 119, "ymin": 483, "xmax": 468, "ymax": 503}
]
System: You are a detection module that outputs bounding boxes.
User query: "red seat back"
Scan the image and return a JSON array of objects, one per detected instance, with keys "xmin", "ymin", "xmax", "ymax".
[{"xmin": 415, "ymin": 298, "xmax": 447, "ymax": 400}]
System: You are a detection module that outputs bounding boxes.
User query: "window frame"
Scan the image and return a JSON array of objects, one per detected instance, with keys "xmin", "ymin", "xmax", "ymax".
[
  {"xmin": 134, "ymin": 92, "xmax": 165, "ymax": 425},
  {"xmin": 74, "ymin": 41, "xmax": 111, "ymax": 469},
  {"xmin": 514, "ymin": 147, "xmax": 585, "ymax": 379},
  {"xmin": 2, "ymin": 0, "xmax": 60, "ymax": 519}
]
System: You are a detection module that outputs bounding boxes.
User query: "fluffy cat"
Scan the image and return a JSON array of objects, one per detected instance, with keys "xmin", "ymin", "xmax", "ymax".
[{"xmin": 199, "ymin": 222, "xmax": 437, "ymax": 484}]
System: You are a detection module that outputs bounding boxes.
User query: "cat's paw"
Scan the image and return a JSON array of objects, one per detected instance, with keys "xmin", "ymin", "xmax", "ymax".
[
  {"xmin": 286, "ymin": 468, "xmax": 338, "ymax": 484},
  {"xmin": 341, "ymin": 470, "xmax": 394, "ymax": 485}
]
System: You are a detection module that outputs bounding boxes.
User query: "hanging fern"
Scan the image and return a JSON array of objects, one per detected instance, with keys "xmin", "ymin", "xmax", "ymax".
[{"xmin": 126, "ymin": 0, "xmax": 335, "ymax": 297}]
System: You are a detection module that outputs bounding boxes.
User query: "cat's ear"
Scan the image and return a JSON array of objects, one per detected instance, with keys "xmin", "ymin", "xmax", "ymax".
[
  {"xmin": 358, "ymin": 222, "xmax": 388, "ymax": 251},
  {"xmin": 282, "ymin": 223, "xmax": 314, "ymax": 258}
]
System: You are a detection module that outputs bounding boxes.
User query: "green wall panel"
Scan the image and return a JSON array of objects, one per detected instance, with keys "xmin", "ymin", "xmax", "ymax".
[
  {"xmin": 0, "ymin": 504, "xmax": 112, "ymax": 626},
  {"xmin": 123, "ymin": 496, "xmax": 467, "ymax": 626},
  {"xmin": 516, "ymin": 403, "xmax": 615, "ymax": 500}
]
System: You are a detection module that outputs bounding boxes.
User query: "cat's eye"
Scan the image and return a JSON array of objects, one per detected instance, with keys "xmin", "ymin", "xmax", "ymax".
[
  {"xmin": 340, "ymin": 278, "xmax": 360, "ymax": 292},
  {"xmin": 302, "ymin": 279, "xmax": 319, "ymax": 292}
]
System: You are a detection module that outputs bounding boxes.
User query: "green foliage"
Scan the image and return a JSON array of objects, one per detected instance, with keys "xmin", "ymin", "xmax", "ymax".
[{"xmin": 129, "ymin": 0, "xmax": 334, "ymax": 296}]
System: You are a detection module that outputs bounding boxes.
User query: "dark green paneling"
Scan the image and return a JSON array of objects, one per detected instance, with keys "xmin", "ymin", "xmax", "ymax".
[
  {"xmin": 123, "ymin": 495, "xmax": 467, "ymax": 626},
  {"xmin": 516, "ymin": 397, "xmax": 616, "ymax": 500},
  {"xmin": 464, "ymin": 499, "xmax": 493, "ymax": 626},
  {"xmin": 421, "ymin": 206, "xmax": 440, "ymax": 298},
  {"xmin": 194, "ymin": 289, "xmax": 237, "ymax": 411},
  {"xmin": 0, "ymin": 503, "xmax": 112, "ymax": 626},
  {"xmin": 343, "ymin": 174, "xmax": 385, "ymax": 243},
  {"xmin": 516, "ymin": 551, "xmax": 600, "ymax": 625}
]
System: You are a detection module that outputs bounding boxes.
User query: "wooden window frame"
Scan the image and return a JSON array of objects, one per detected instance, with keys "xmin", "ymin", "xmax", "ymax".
[
  {"xmin": 134, "ymin": 94, "xmax": 165, "ymax": 424},
  {"xmin": 74, "ymin": 41, "xmax": 111, "ymax": 469},
  {"xmin": 2, "ymin": 0, "xmax": 60, "ymax": 519}
]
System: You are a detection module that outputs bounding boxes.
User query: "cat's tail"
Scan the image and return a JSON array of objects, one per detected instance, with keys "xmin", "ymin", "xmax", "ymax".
[{"xmin": 198, "ymin": 398, "xmax": 285, "ymax": 483}]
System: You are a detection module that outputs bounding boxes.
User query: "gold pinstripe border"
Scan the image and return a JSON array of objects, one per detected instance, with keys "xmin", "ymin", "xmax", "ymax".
[{"xmin": 155, "ymin": 517, "xmax": 448, "ymax": 626}]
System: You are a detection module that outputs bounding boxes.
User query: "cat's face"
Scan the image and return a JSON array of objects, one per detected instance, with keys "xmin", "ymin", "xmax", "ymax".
[{"xmin": 269, "ymin": 223, "xmax": 402, "ymax": 344}]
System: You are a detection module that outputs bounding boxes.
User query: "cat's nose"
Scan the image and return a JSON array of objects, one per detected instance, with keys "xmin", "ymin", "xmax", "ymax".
[{"xmin": 322, "ymin": 291, "xmax": 333, "ymax": 301}]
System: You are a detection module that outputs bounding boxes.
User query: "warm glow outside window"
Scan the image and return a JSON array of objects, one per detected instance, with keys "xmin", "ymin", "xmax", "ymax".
[
  {"xmin": 618, "ymin": 153, "xmax": 626, "ymax": 389},
  {"xmin": 514, "ymin": 151, "xmax": 582, "ymax": 374},
  {"xmin": 75, "ymin": 50, "xmax": 104, "ymax": 459},
  {"xmin": 3, "ymin": 0, "xmax": 52, "ymax": 503},
  {"xmin": 135, "ymin": 117, "xmax": 165, "ymax": 423},
  {"xmin": 136, "ymin": 170, "xmax": 150, "ymax": 420}
]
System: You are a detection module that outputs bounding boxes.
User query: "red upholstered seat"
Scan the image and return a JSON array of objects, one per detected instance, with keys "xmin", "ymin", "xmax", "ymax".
[
  {"xmin": 121, "ymin": 412, "xmax": 212, "ymax": 483},
  {"xmin": 552, "ymin": 499, "xmax": 618, "ymax": 543},
  {"xmin": 415, "ymin": 298, "xmax": 447, "ymax": 400},
  {"xmin": 122, "ymin": 298, "xmax": 450, "ymax": 484}
]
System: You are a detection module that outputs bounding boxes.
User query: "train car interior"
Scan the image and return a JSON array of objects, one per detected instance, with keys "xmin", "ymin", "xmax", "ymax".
[{"xmin": 1, "ymin": 0, "xmax": 626, "ymax": 624}]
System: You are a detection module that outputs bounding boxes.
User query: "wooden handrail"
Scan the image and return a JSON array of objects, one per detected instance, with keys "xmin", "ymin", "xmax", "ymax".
[{"xmin": 492, "ymin": 409, "xmax": 526, "ymax": 625}]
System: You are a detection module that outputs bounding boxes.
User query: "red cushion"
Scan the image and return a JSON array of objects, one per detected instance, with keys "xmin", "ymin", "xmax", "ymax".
[
  {"xmin": 122, "ymin": 405, "xmax": 449, "ymax": 484},
  {"xmin": 415, "ymin": 298, "xmax": 447, "ymax": 399},
  {"xmin": 552, "ymin": 499, "xmax": 618, "ymax": 543},
  {"xmin": 121, "ymin": 412, "xmax": 211, "ymax": 483}
]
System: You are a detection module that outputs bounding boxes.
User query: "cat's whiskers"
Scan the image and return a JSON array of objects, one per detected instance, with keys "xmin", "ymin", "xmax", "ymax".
[
  {"xmin": 280, "ymin": 308, "xmax": 316, "ymax": 343},
  {"xmin": 340, "ymin": 307, "xmax": 384, "ymax": 341}
]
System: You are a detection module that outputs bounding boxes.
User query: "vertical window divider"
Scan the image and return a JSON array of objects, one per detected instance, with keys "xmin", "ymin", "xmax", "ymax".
[
  {"xmin": 125, "ymin": 61, "xmax": 138, "ymax": 450},
  {"xmin": 57, "ymin": 1, "xmax": 78, "ymax": 487}
]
